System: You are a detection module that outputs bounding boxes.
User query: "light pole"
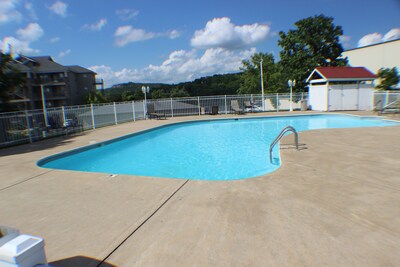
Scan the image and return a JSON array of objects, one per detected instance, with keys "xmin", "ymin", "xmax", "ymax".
[
  {"xmin": 288, "ymin": 79, "xmax": 296, "ymax": 112},
  {"xmin": 40, "ymin": 84, "xmax": 49, "ymax": 127},
  {"xmin": 260, "ymin": 58, "xmax": 265, "ymax": 111},
  {"xmin": 141, "ymin": 85, "xmax": 150, "ymax": 118}
]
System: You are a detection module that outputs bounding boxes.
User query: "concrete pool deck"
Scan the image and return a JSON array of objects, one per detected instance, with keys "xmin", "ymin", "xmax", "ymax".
[{"xmin": 0, "ymin": 111, "xmax": 399, "ymax": 266}]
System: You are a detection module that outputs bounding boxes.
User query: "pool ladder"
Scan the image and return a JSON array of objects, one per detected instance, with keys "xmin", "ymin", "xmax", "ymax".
[{"xmin": 269, "ymin": 126, "xmax": 299, "ymax": 163}]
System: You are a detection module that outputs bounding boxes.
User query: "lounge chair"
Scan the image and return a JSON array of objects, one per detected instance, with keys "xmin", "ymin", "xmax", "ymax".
[
  {"xmin": 244, "ymin": 101, "xmax": 253, "ymax": 112},
  {"xmin": 380, "ymin": 95, "xmax": 400, "ymax": 114},
  {"xmin": 146, "ymin": 103, "xmax": 166, "ymax": 120},
  {"xmin": 231, "ymin": 100, "xmax": 245, "ymax": 114}
]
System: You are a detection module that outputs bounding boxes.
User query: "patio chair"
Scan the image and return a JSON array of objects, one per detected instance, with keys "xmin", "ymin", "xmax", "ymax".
[
  {"xmin": 244, "ymin": 101, "xmax": 253, "ymax": 112},
  {"xmin": 380, "ymin": 95, "xmax": 400, "ymax": 114},
  {"xmin": 146, "ymin": 103, "xmax": 166, "ymax": 120},
  {"xmin": 231, "ymin": 100, "xmax": 245, "ymax": 114}
]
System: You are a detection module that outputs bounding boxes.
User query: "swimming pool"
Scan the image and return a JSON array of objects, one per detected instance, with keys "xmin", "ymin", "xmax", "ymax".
[{"xmin": 38, "ymin": 114, "xmax": 400, "ymax": 180}]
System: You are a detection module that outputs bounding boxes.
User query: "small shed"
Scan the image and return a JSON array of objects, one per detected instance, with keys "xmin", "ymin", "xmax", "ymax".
[{"xmin": 306, "ymin": 67, "xmax": 376, "ymax": 111}]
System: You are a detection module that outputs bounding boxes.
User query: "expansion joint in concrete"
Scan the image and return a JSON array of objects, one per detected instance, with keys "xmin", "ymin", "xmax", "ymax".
[{"xmin": 97, "ymin": 179, "xmax": 189, "ymax": 267}]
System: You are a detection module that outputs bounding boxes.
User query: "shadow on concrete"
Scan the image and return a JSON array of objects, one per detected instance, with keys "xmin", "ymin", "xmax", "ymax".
[
  {"xmin": 280, "ymin": 143, "xmax": 308, "ymax": 150},
  {"xmin": 50, "ymin": 255, "xmax": 117, "ymax": 267},
  {"xmin": 0, "ymin": 132, "xmax": 87, "ymax": 157}
]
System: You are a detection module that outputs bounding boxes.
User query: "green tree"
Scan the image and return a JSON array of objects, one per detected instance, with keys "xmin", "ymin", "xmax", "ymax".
[
  {"xmin": 376, "ymin": 67, "xmax": 399, "ymax": 90},
  {"xmin": 170, "ymin": 88, "xmax": 190, "ymax": 98},
  {"xmin": 151, "ymin": 89, "xmax": 167, "ymax": 99},
  {"xmin": 278, "ymin": 14, "xmax": 348, "ymax": 92},
  {"xmin": 84, "ymin": 91, "xmax": 107, "ymax": 104},
  {"xmin": 0, "ymin": 52, "xmax": 24, "ymax": 112},
  {"xmin": 238, "ymin": 52, "xmax": 284, "ymax": 94},
  {"xmin": 121, "ymin": 91, "xmax": 135, "ymax": 101}
]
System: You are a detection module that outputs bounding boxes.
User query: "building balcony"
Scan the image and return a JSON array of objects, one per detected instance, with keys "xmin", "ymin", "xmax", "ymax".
[{"xmin": 30, "ymin": 77, "xmax": 68, "ymax": 86}]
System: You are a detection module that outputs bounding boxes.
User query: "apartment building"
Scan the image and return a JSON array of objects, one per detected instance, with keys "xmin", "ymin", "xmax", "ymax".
[
  {"xmin": 342, "ymin": 39, "xmax": 400, "ymax": 89},
  {"xmin": 10, "ymin": 55, "xmax": 103, "ymax": 110}
]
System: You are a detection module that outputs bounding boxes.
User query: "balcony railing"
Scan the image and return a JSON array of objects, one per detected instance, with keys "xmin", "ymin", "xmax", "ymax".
[{"xmin": 30, "ymin": 77, "xmax": 67, "ymax": 85}]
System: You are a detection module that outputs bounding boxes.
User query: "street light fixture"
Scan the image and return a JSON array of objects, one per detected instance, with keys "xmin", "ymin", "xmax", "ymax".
[
  {"xmin": 141, "ymin": 86, "xmax": 150, "ymax": 118},
  {"xmin": 288, "ymin": 80, "xmax": 296, "ymax": 112},
  {"xmin": 260, "ymin": 58, "xmax": 265, "ymax": 111}
]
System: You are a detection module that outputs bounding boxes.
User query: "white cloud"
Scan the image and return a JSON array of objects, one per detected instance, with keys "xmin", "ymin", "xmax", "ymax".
[
  {"xmin": 49, "ymin": 37, "xmax": 60, "ymax": 43},
  {"xmin": 113, "ymin": 26, "xmax": 182, "ymax": 46},
  {"xmin": 1, "ymin": 36, "xmax": 40, "ymax": 54},
  {"xmin": 89, "ymin": 47, "xmax": 255, "ymax": 87},
  {"xmin": 83, "ymin": 18, "xmax": 107, "ymax": 31},
  {"xmin": 114, "ymin": 26, "xmax": 156, "ymax": 46},
  {"xmin": 339, "ymin": 35, "xmax": 351, "ymax": 48},
  {"xmin": 1, "ymin": 23, "xmax": 44, "ymax": 55},
  {"xmin": 58, "ymin": 49, "xmax": 71, "ymax": 58},
  {"xmin": 168, "ymin": 30, "xmax": 181, "ymax": 39},
  {"xmin": 191, "ymin": 17, "xmax": 270, "ymax": 49},
  {"xmin": 48, "ymin": 0, "xmax": 67, "ymax": 17},
  {"xmin": 16, "ymin": 23, "xmax": 44, "ymax": 41},
  {"xmin": 383, "ymin": 28, "xmax": 400, "ymax": 42},
  {"xmin": 0, "ymin": 0, "xmax": 22, "ymax": 24},
  {"xmin": 358, "ymin": 33, "xmax": 382, "ymax": 47},
  {"xmin": 24, "ymin": 2, "xmax": 38, "ymax": 20},
  {"xmin": 358, "ymin": 28, "xmax": 400, "ymax": 47},
  {"xmin": 116, "ymin": 9, "xmax": 139, "ymax": 21}
]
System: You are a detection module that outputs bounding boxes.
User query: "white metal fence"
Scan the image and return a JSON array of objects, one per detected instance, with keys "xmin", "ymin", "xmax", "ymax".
[
  {"xmin": 3, "ymin": 91, "xmax": 397, "ymax": 148},
  {"xmin": 0, "ymin": 93, "xmax": 310, "ymax": 147},
  {"xmin": 372, "ymin": 91, "xmax": 400, "ymax": 110}
]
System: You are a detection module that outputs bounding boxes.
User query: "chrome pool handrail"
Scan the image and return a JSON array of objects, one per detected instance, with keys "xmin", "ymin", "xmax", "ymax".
[{"xmin": 269, "ymin": 126, "xmax": 299, "ymax": 163}]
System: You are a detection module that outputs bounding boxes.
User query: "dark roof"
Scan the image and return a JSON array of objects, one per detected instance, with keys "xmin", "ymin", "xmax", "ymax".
[
  {"xmin": 22, "ymin": 56, "xmax": 68, "ymax": 73},
  {"xmin": 13, "ymin": 55, "xmax": 96, "ymax": 75},
  {"xmin": 307, "ymin": 67, "xmax": 377, "ymax": 82},
  {"xmin": 10, "ymin": 61, "xmax": 31, "ymax": 72},
  {"xmin": 68, "ymin": 65, "xmax": 96, "ymax": 74}
]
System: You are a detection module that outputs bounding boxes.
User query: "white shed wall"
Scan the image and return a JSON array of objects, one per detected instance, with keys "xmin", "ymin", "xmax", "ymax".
[
  {"xmin": 358, "ymin": 84, "xmax": 373, "ymax": 110},
  {"xmin": 308, "ymin": 85, "xmax": 327, "ymax": 111},
  {"xmin": 309, "ymin": 84, "xmax": 374, "ymax": 111}
]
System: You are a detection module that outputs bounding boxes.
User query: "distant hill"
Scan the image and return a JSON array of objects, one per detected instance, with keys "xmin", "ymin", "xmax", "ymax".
[{"xmin": 101, "ymin": 73, "xmax": 242, "ymax": 101}]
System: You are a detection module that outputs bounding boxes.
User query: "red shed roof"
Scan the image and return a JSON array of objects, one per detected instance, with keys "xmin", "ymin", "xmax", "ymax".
[{"xmin": 307, "ymin": 67, "xmax": 377, "ymax": 83}]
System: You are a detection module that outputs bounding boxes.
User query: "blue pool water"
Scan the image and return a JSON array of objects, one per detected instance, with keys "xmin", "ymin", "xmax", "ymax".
[{"xmin": 38, "ymin": 114, "xmax": 399, "ymax": 180}]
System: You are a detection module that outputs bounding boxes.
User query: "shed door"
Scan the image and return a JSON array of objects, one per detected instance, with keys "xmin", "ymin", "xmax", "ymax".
[
  {"xmin": 328, "ymin": 88, "xmax": 342, "ymax": 111},
  {"xmin": 328, "ymin": 86, "xmax": 358, "ymax": 111},
  {"xmin": 342, "ymin": 89, "xmax": 358, "ymax": 110}
]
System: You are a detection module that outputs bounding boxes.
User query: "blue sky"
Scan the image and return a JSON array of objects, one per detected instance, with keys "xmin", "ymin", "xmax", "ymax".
[{"xmin": 1, "ymin": 0, "xmax": 399, "ymax": 87}]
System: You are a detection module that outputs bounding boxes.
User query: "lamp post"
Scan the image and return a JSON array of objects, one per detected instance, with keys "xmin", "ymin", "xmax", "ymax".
[
  {"xmin": 288, "ymin": 79, "xmax": 296, "ymax": 112},
  {"xmin": 141, "ymin": 85, "xmax": 150, "ymax": 118},
  {"xmin": 40, "ymin": 84, "xmax": 49, "ymax": 127},
  {"xmin": 260, "ymin": 58, "xmax": 265, "ymax": 111}
]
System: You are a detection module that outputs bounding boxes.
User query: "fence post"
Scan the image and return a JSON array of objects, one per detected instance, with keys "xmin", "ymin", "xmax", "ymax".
[
  {"xmin": 25, "ymin": 110, "xmax": 33, "ymax": 143},
  {"xmin": 251, "ymin": 94, "xmax": 253, "ymax": 104},
  {"xmin": 61, "ymin": 106, "xmax": 66, "ymax": 126},
  {"xmin": 276, "ymin": 93, "xmax": 279, "ymax": 112},
  {"xmin": 91, "ymin": 103, "xmax": 96, "ymax": 129},
  {"xmin": 198, "ymin": 96, "xmax": 201, "ymax": 116},
  {"xmin": 224, "ymin": 95, "xmax": 228, "ymax": 114},
  {"xmin": 170, "ymin": 98, "xmax": 174, "ymax": 117},
  {"xmin": 132, "ymin": 101, "xmax": 136, "ymax": 122},
  {"xmin": 113, "ymin": 102, "xmax": 118, "ymax": 125},
  {"xmin": 385, "ymin": 91, "xmax": 389, "ymax": 107},
  {"xmin": 143, "ymin": 101, "xmax": 146, "ymax": 120}
]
